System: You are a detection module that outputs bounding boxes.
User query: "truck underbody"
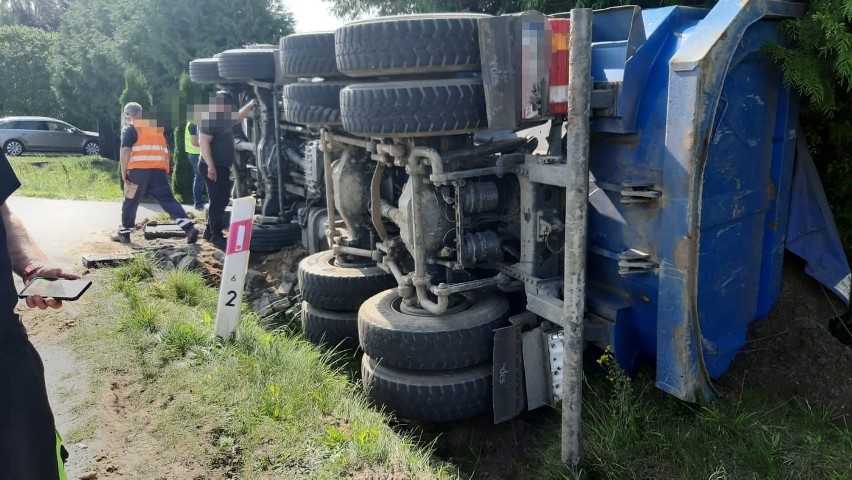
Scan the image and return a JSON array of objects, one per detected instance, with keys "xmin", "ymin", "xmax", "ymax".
[{"xmin": 190, "ymin": 0, "xmax": 851, "ymax": 425}]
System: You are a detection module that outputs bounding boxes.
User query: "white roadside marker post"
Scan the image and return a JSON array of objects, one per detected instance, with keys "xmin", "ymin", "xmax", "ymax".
[{"xmin": 214, "ymin": 196, "xmax": 255, "ymax": 340}]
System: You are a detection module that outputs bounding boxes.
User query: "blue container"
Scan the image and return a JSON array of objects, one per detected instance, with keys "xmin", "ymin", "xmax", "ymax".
[{"xmin": 585, "ymin": 0, "xmax": 803, "ymax": 401}]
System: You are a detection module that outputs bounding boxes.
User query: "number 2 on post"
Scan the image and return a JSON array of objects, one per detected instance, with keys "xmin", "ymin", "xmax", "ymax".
[{"xmin": 225, "ymin": 290, "xmax": 237, "ymax": 307}]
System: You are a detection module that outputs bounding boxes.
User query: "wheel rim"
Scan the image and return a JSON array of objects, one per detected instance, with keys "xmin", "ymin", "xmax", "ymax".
[
  {"xmin": 6, "ymin": 141, "xmax": 22, "ymax": 156},
  {"xmin": 85, "ymin": 142, "xmax": 99, "ymax": 155}
]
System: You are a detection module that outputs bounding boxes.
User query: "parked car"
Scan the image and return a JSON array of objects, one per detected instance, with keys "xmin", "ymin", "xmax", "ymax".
[{"xmin": 0, "ymin": 116, "xmax": 100, "ymax": 156}]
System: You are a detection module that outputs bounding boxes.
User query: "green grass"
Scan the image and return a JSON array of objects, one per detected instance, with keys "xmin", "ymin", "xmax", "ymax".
[
  {"xmin": 68, "ymin": 257, "xmax": 852, "ymax": 479},
  {"xmin": 70, "ymin": 256, "xmax": 453, "ymax": 478},
  {"xmin": 9, "ymin": 155, "xmax": 121, "ymax": 200},
  {"xmin": 531, "ymin": 350, "xmax": 852, "ymax": 479}
]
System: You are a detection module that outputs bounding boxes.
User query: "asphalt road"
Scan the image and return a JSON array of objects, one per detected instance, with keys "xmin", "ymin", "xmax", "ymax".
[
  {"xmin": 6, "ymin": 195, "xmax": 168, "ymax": 267},
  {"xmin": 4, "ymin": 195, "xmax": 187, "ymax": 477}
]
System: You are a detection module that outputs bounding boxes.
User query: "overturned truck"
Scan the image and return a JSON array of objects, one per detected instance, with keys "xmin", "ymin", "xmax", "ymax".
[
  {"xmin": 189, "ymin": 45, "xmax": 329, "ymax": 254},
  {"xmin": 205, "ymin": 0, "xmax": 852, "ymax": 424}
]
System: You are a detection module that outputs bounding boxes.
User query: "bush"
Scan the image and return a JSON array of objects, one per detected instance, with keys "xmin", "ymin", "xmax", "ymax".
[
  {"xmin": 0, "ymin": 25, "xmax": 62, "ymax": 118},
  {"xmin": 172, "ymin": 124, "xmax": 194, "ymax": 204}
]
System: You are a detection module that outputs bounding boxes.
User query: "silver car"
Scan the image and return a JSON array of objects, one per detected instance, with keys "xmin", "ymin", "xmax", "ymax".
[{"xmin": 0, "ymin": 116, "xmax": 100, "ymax": 156}]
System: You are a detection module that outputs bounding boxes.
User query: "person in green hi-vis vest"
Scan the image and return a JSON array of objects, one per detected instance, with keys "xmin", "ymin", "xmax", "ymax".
[{"xmin": 185, "ymin": 121, "xmax": 205, "ymax": 211}]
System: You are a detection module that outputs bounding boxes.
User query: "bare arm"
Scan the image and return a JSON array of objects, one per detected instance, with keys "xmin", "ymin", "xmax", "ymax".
[
  {"xmin": 1, "ymin": 203, "xmax": 79, "ymax": 309},
  {"xmin": 190, "ymin": 134, "xmax": 200, "ymax": 147},
  {"xmin": 235, "ymin": 99, "xmax": 258, "ymax": 123},
  {"xmin": 2, "ymin": 203, "xmax": 47, "ymax": 276},
  {"xmin": 120, "ymin": 146, "xmax": 131, "ymax": 181}
]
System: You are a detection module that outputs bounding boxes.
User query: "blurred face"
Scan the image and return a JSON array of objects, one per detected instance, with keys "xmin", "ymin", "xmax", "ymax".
[{"xmin": 196, "ymin": 93, "xmax": 236, "ymax": 123}]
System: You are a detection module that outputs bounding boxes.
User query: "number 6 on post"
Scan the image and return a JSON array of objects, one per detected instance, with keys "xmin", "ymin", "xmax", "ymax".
[{"xmin": 214, "ymin": 196, "xmax": 255, "ymax": 339}]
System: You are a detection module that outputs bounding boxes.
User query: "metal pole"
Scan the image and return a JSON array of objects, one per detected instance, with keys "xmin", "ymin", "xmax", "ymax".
[
  {"xmin": 561, "ymin": 8, "xmax": 592, "ymax": 466},
  {"xmin": 272, "ymin": 85, "xmax": 287, "ymax": 220}
]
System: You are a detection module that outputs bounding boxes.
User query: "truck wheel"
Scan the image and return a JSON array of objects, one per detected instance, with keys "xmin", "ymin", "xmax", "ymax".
[
  {"xmin": 282, "ymin": 82, "xmax": 348, "ymax": 126},
  {"xmin": 335, "ymin": 14, "xmax": 488, "ymax": 77},
  {"xmin": 298, "ymin": 250, "xmax": 396, "ymax": 312},
  {"xmin": 362, "ymin": 354, "xmax": 491, "ymax": 423},
  {"xmin": 340, "ymin": 79, "xmax": 487, "ymax": 137},
  {"xmin": 249, "ymin": 223, "xmax": 302, "ymax": 253},
  {"xmin": 358, "ymin": 289, "xmax": 509, "ymax": 370},
  {"xmin": 301, "ymin": 301, "xmax": 359, "ymax": 350},
  {"xmin": 218, "ymin": 48, "xmax": 277, "ymax": 81},
  {"xmin": 189, "ymin": 58, "xmax": 230, "ymax": 84},
  {"xmin": 280, "ymin": 32, "xmax": 341, "ymax": 78}
]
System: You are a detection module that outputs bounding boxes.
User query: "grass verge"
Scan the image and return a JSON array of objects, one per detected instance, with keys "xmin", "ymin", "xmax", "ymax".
[
  {"xmin": 69, "ymin": 257, "xmax": 851, "ymax": 478},
  {"xmin": 530, "ymin": 351, "xmax": 852, "ymax": 479},
  {"xmin": 9, "ymin": 155, "xmax": 120, "ymax": 200},
  {"xmin": 71, "ymin": 256, "xmax": 453, "ymax": 478}
]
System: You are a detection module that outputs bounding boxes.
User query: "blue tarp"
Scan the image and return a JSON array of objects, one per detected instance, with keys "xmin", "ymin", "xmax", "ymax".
[{"xmin": 786, "ymin": 131, "xmax": 851, "ymax": 307}]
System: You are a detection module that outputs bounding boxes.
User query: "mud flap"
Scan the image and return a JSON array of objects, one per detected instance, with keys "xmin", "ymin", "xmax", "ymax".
[
  {"xmin": 492, "ymin": 312, "xmax": 537, "ymax": 423},
  {"xmin": 143, "ymin": 222, "xmax": 187, "ymax": 240}
]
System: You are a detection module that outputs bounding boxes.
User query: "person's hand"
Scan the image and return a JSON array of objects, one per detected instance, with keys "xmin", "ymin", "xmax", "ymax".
[
  {"xmin": 25, "ymin": 266, "xmax": 80, "ymax": 310},
  {"xmin": 249, "ymin": 99, "xmax": 258, "ymax": 109},
  {"xmin": 207, "ymin": 163, "xmax": 217, "ymax": 181}
]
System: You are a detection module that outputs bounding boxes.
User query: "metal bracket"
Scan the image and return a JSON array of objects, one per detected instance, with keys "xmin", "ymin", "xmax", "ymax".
[
  {"xmin": 618, "ymin": 249, "xmax": 658, "ymax": 275},
  {"xmin": 536, "ymin": 209, "xmax": 564, "ymax": 242},
  {"xmin": 590, "ymin": 84, "xmax": 619, "ymax": 113},
  {"xmin": 621, "ymin": 182, "xmax": 662, "ymax": 204},
  {"xmin": 547, "ymin": 331, "xmax": 565, "ymax": 404}
]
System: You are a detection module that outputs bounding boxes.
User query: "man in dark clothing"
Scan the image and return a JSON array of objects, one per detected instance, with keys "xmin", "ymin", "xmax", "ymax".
[
  {"xmin": 0, "ymin": 150, "xmax": 77, "ymax": 479},
  {"xmin": 112, "ymin": 102, "xmax": 199, "ymax": 244},
  {"xmin": 199, "ymin": 92, "xmax": 256, "ymax": 249}
]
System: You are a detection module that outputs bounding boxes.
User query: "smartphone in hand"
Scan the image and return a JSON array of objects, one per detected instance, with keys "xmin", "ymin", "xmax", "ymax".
[{"xmin": 18, "ymin": 278, "xmax": 92, "ymax": 301}]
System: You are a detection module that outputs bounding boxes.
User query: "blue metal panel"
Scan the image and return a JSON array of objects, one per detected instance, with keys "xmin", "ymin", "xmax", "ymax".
[
  {"xmin": 585, "ymin": 0, "xmax": 806, "ymax": 402},
  {"xmin": 787, "ymin": 132, "xmax": 852, "ymax": 306}
]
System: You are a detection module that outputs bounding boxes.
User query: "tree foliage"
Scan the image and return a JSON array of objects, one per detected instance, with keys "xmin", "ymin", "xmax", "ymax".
[
  {"xmin": 767, "ymin": 0, "xmax": 852, "ymax": 114},
  {"xmin": 115, "ymin": 0, "xmax": 293, "ymax": 102},
  {"xmin": 172, "ymin": 73, "xmax": 208, "ymax": 204},
  {"xmin": 0, "ymin": 0, "xmax": 70, "ymax": 31},
  {"xmin": 119, "ymin": 65, "xmax": 153, "ymax": 112},
  {"xmin": 765, "ymin": 1, "xmax": 852, "ymax": 253},
  {"xmin": 324, "ymin": 0, "xmax": 535, "ymax": 17},
  {"xmin": 0, "ymin": 25, "xmax": 61, "ymax": 117},
  {"xmin": 323, "ymin": 0, "xmax": 702, "ymax": 19},
  {"xmin": 49, "ymin": 0, "xmax": 126, "ymax": 130}
]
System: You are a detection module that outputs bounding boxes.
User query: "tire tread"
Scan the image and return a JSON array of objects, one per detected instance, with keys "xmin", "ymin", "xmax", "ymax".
[
  {"xmin": 340, "ymin": 79, "xmax": 486, "ymax": 137},
  {"xmin": 335, "ymin": 15, "xmax": 485, "ymax": 77},
  {"xmin": 280, "ymin": 32, "xmax": 341, "ymax": 78}
]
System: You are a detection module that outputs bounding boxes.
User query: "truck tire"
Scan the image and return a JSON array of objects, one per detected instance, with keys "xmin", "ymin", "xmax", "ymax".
[
  {"xmin": 301, "ymin": 301, "xmax": 359, "ymax": 350},
  {"xmin": 189, "ymin": 58, "xmax": 229, "ymax": 84},
  {"xmin": 218, "ymin": 48, "xmax": 277, "ymax": 81},
  {"xmin": 358, "ymin": 289, "xmax": 509, "ymax": 370},
  {"xmin": 249, "ymin": 223, "xmax": 302, "ymax": 253},
  {"xmin": 362, "ymin": 354, "xmax": 491, "ymax": 423},
  {"xmin": 298, "ymin": 251, "xmax": 396, "ymax": 311},
  {"xmin": 335, "ymin": 14, "xmax": 488, "ymax": 77},
  {"xmin": 282, "ymin": 82, "xmax": 348, "ymax": 126},
  {"xmin": 340, "ymin": 79, "xmax": 487, "ymax": 137},
  {"xmin": 280, "ymin": 32, "xmax": 341, "ymax": 78}
]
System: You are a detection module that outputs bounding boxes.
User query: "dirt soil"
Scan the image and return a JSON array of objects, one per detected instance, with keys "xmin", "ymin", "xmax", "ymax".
[
  {"xmin": 249, "ymin": 245, "xmax": 308, "ymax": 286},
  {"xmin": 720, "ymin": 256, "xmax": 852, "ymax": 426},
  {"xmin": 21, "ymin": 233, "xmax": 217, "ymax": 479}
]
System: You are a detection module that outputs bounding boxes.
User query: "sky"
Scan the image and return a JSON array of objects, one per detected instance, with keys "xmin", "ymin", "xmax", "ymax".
[{"xmin": 282, "ymin": 0, "xmax": 348, "ymax": 33}]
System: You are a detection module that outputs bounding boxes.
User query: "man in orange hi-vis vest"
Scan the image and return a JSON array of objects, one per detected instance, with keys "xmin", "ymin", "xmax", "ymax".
[{"xmin": 112, "ymin": 102, "xmax": 199, "ymax": 244}]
